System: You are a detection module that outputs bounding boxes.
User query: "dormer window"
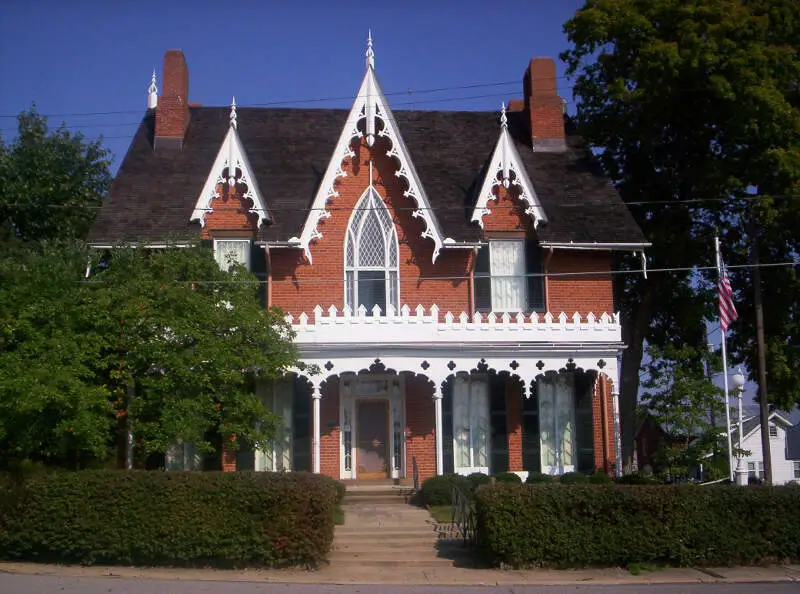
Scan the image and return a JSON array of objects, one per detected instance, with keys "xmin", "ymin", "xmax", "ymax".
[
  {"xmin": 769, "ymin": 425, "xmax": 778, "ymax": 438},
  {"xmin": 474, "ymin": 239, "xmax": 544, "ymax": 313},
  {"xmin": 344, "ymin": 187, "xmax": 399, "ymax": 315},
  {"xmin": 214, "ymin": 239, "xmax": 251, "ymax": 271}
]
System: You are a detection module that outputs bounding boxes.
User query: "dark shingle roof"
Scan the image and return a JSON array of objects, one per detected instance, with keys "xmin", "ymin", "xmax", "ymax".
[{"xmin": 88, "ymin": 107, "xmax": 646, "ymax": 246}]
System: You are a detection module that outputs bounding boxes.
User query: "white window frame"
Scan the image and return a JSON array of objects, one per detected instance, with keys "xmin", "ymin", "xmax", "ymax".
[
  {"xmin": 769, "ymin": 424, "xmax": 778, "ymax": 438},
  {"xmin": 213, "ymin": 238, "xmax": 251, "ymax": 271},
  {"xmin": 794, "ymin": 460, "xmax": 800, "ymax": 480},
  {"xmin": 343, "ymin": 187, "xmax": 400, "ymax": 315}
]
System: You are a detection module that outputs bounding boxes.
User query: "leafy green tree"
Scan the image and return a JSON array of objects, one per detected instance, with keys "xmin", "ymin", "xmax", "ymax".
[
  {"xmin": 640, "ymin": 344, "xmax": 728, "ymax": 480},
  {"xmin": 0, "ymin": 241, "xmax": 113, "ymax": 468},
  {"xmin": 0, "ymin": 107, "xmax": 111, "ymax": 242},
  {"xmin": 87, "ymin": 244, "xmax": 299, "ymax": 460},
  {"xmin": 562, "ymin": 0, "xmax": 800, "ymax": 470},
  {"xmin": 0, "ymin": 241, "xmax": 300, "ymax": 468}
]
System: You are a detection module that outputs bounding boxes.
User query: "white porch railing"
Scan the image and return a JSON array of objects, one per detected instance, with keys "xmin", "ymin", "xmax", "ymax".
[{"xmin": 285, "ymin": 304, "xmax": 621, "ymax": 344}]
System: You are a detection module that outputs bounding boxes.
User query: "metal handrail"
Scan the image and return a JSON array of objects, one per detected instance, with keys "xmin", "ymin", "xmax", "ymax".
[
  {"xmin": 451, "ymin": 484, "xmax": 476, "ymax": 546},
  {"xmin": 412, "ymin": 456, "xmax": 419, "ymax": 492}
]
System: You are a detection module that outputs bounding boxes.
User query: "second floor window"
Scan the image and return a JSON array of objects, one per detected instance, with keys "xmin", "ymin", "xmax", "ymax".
[
  {"xmin": 344, "ymin": 187, "xmax": 399, "ymax": 315},
  {"xmin": 214, "ymin": 239, "xmax": 251, "ymax": 271},
  {"xmin": 474, "ymin": 239, "xmax": 545, "ymax": 313}
]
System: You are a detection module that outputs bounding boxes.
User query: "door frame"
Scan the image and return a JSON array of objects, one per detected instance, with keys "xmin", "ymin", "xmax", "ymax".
[
  {"xmin": 340, "ymin": 374, "xmax": 406, "ymax": 481},
  {"xmin": 355, "ymin": 398, "xmax": 390, "ymax": 479}
]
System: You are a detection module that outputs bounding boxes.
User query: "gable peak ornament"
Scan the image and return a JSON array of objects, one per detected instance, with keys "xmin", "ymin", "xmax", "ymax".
[
  {"xmin": 366, "ymin": 29, "xmax": 375, "ymax": 70},
  {"xmin": 147, "ymin": 69, "xmax": 158, "ymax": 109},
  {"xmin": 230, "ymin": 96, "xmax": 237, "ymax": 130}
]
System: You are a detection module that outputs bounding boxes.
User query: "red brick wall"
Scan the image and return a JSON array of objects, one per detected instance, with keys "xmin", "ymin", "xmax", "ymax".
[
  {"xmin": 319, "ymin": 377, "xmax": 340, "ymax": 478},
  {"xmin": 592, "ymin": 373, "xmax": 616, "ymax": 473},
  {"xmin": 155, "ymin": 50, "xmax": 190, "ymax": 140},
  {"xmin": 222, "ymin": 436, "xmax": 236, "ymax": 472},
  {"xmin": 405, "ymin": 374, "xmax": 436, "ymax": 482},
  {"xmin": 481, "ymin": 184, "xmax": 530, "ymax": 234},
  {"xmin": 270, "ymin": 135, "xmax": 472, "ymax": 318},
  {"xmin": 547, "ymin": 251, "xmax": 614, "ymax": 315},
  {"xmin": 200, "ymin": 186, "xmax": 259, "ymax": 239},
  {"xmin": 506, "ymin": 376, "xmax": 523, "ymax": 471}
]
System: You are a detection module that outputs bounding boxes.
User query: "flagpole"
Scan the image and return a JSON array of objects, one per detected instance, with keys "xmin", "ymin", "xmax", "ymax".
[{"xmin": 715, "ymin": 236, "xmax": 735, "ymax": 482}]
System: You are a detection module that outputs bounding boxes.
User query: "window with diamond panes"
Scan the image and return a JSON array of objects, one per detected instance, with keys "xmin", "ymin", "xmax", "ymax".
[{"xmin": 344, "ymin": 187, "xmax": 399, "ymax": 315}]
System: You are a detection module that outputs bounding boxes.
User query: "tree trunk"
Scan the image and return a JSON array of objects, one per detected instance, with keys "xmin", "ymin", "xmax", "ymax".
[{"xmin": 619, "ymin": 282, "xmax": 654, "ymax": 474}]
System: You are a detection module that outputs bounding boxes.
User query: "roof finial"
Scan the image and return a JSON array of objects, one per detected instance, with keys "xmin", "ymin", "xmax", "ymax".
[
  {"xmin": 366, "ymin": 29, "xmax": 375, "ymax": 70},
  {"xmin": 500, "ymin": 102, "xmax": 508, "ymax": 129},
  {"xmin": 230, "ymin": 96, "xmax": 237, "ymax": 130},
  {"xmin": 147, "ymin": 69, "xmax": 158, "ymax": 109}
]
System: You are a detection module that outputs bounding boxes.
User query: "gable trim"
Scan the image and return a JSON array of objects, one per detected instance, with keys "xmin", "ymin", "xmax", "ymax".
[
  {"xmin": 190, "ymin": 101, "xmax": 270, "ymax": 228},
  {"xmin": 471, "ymin": 105, "xmax": 547, "ymax": 229},
  {"xmin": 292, "ymin": 43, "xmax": 447, "ymax": 264}
]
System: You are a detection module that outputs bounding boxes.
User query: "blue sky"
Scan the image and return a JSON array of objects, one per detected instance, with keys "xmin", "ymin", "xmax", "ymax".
[{"xmin": 0, "ymin": 0, "xmax": 585, "ymax": 172}]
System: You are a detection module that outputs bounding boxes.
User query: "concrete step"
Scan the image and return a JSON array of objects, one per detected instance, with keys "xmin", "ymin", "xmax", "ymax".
[
  {"xmin": 335, "ymin": 525, "xmax": 436, "ymax": 536},
  {"xmin": 333, "ymin": 536, "xmax": 438, "ymax": 548},
  {"xmin": 327, "ymin": 550, "xmax": 474, "ymax": 566}
]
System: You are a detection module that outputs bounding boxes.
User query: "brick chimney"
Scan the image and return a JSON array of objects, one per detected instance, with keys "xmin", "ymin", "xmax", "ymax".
[
  {"xmin": 154, "ymin": 50, "xmax": 190, "ymax": 151},
  {"xmin": 523, "ymin": 58, "xmax": 566, "ymax": 152}
]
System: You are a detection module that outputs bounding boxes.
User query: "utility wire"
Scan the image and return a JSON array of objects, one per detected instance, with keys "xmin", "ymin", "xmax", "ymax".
[
  {"xmin": 78, "ymin": 260, "xmax": 799, "ymax": 286},
  {"xmin": 0, "ymin": 75, "xmax": 573, "ymax": 120},
  {"xmin": 4, "ymin": 194, "xmax": 800, "ymax": 212}
]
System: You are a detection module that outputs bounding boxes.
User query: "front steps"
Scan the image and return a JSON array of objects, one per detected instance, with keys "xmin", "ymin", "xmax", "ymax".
[{"xmin": 331, "ymin": 487, "xmax": 476, "ymax": 568}]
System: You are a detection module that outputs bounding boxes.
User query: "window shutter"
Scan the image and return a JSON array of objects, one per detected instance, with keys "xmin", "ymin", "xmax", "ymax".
[
  {"xmin": 525, "ymin": 240, "xmax": 545, "ymax": 312},
  {"xmin": 474, "ymin": 246, "xmax": 491, "ymax": 312}
]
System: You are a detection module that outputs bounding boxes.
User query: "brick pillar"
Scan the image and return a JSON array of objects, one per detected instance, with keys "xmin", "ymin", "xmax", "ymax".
[
  {"xmin": 320, "ymin": 378, "xmax": 341, "ymax": 478},
  {"xmin": 507, "ymin": 377, "xmax": 523, "ymax": 471},
  {"xmin": 592, "ymin": 375, "xmax": 615, "ymax": 473},
  {"xmin": 405, "ymin": 375, "xmax": 436, "ymax": 482}
]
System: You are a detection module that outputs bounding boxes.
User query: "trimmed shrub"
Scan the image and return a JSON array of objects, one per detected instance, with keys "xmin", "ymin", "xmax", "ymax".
[
  {"xmin": 419, "ymin": 474, "xmax": 471, "ymax": 506},
  {"xmin": 475, "ymin": 484, "xmax": 800, "ymax": 568},
  {"xmin": 494, "ymin": 472, "xmax": 523, "ymax": 484},
  {"xmin": 589, "ymin": 472, "xmax": 613, "ymax": 485},
  {"xmin": 467, "ymin": 472, "xmax": 492, "ymax": 491},
  {"xmin": 559, "ymin": 472, "xmax": 588, "ymax": 485},
  {"xmin": 0, "ymin": 470, "xmax": 337, "ymax": 568},
  {"xmin": 525, "ymin": 471, "xmax": 553, "ymax": 484},
  {"xmin": 615, "ymin": 472, "xmax": 662, "ymax": 485}
]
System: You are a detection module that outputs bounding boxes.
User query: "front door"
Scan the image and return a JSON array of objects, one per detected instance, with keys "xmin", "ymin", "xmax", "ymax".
[{"xmin": 357, "ymin": 400, "xmax": 389, "ymax": 478}]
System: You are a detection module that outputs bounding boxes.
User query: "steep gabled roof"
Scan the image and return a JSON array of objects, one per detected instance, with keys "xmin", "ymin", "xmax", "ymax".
[{"xmin": 88, "ymin": 106, "xmax": 647, "ymax": 249}]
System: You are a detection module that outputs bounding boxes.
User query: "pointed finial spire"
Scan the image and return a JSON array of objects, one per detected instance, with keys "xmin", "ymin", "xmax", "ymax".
[
  {"xmin": 366, "ymin": 29, "xmax": 375, "ymax": 70},
  {"xmin": 230, "ymin": 96, "xmax": 237, "ymax": 130},
  {"xmin": 500, "ymin": 102, "xmax": 508, "ymax": 129},
  {"xmin": 147, "ymin": 69, "xmax": 158, "ymax": 109},
  {"xmin": 500, "ymin": 103, "xmax": 510, "ymax": 188}
]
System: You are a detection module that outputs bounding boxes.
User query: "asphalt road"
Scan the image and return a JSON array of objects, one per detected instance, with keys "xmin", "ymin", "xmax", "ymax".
[{"xmin": 0, "ymin": 574, "xmax": 798, "ymax": 594}]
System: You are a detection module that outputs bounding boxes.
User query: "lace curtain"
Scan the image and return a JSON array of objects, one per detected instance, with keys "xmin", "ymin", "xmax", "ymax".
[
  {"xmin": 453, "ymin": 376, "xmax": 489, "ymax": 471},
  {"xmin": 538, "ymin": 375, "xmax": 575, "ymax": 474},
  {"xmin": 215, "ymin": 240, "xmax": 250, "ymax": 271},
  {"xmin": 490, "ymin": 240, "xmax": 526, "ymax": 312}
]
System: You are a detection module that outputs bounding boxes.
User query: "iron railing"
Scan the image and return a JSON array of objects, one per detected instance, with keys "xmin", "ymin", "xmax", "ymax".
[
  {"xmin": 412, "ymin": 455, "xmax": 420, "ymax": 491},
  {"xmin": 451, "ymin": 484, "xmax": 476, "ymax": 546}
]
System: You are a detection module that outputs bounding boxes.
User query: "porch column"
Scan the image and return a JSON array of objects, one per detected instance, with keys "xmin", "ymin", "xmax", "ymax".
[
  {"xmin": 611, "ymin": 385, "xmax": 622, "ymax": 477},
  {"xmin": 433, "ymin": 382, "xmax": 444, "ymax": 476},
  {"xmin": 312, "ymin": 383, "xmax": 321, "ymax": 474}
]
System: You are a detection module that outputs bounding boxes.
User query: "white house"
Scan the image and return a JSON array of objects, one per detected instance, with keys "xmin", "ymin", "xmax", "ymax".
[{"xmin": 733, "ymin": 411, "xmax": 799, "ymax": 485}]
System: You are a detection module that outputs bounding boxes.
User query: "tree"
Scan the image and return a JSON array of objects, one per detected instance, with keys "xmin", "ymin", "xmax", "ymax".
[
  {"xmin": 0, "ymin": 241, "xmax": 300, "ymax": 468},
  {"xmin": 0, "ymin": 107, "xmax": 111, "ymax": 242},
  {"xmin": 0, "ymin": 241, "xmax": 113, "ymax": 468},
  {"xmin": 87, "ymin": 244, "xmax": 300, "ymax": 461},
  {"xmin": 640, "ymin": 344, "xmax": 728, "ymax": 480},
  {"xmin": 562, "ymin": 0, "xmax": 800, "ymax": 471}
]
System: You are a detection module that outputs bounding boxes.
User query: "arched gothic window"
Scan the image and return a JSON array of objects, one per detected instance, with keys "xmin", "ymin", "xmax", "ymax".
[{"xmin": 344, "ymin": 187, "xmax": 399, "ymax": 315}]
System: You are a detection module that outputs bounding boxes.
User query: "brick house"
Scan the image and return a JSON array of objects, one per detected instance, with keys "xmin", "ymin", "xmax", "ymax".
[{"xmin": 88, "ymin": 39, "xmax": 648, "ymax": 482}]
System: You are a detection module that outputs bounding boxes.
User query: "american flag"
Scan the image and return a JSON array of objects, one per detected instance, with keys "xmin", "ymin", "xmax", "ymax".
[{"xmin": 718, "ymin": 266, "xmax": 738, "ymax": 332}]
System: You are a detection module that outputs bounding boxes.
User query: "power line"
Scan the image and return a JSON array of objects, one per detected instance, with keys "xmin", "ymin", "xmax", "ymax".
[
  {"xmin": 0, "ymin": 76, "xmax": 573, "ymax": 120},
  {"xmin": 77, "ymin": 260, "xmax": 798, "ymax": 286},
  {"xmin": 4, "ymin": 194, "xmax": 800, "ymax": 212}
]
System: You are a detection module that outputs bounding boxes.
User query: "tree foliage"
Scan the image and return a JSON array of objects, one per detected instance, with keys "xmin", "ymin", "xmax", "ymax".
[
  {"xmin": 0, "ymin": 241, "xmax": 299, "ymax": 467},
  {"xmin": 0, "ymin": 107, "xmax": 111, "ymax": 242},
  {"xmin": 640, "ymin": 344, "xmax": 728, "ymax": 478},
  {"xmin": 562, "ymin": 0, "xmax": 800, "ymax": 468}
]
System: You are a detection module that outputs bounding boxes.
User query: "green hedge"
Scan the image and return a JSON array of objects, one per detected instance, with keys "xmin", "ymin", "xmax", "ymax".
[
  {"xmin": 0, "ymin": 470, "xmax": 337, "ymax": 568},
  {"xmin": 475, "ymin": 484, "xmax": 800, "ymax": 568},
  {"xmin": 419, "ymin": 474, "xmax": 472, "ymax": 506}
]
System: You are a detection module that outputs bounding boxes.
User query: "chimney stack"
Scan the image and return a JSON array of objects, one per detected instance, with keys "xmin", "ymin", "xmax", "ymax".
[
  {"xmin": 154, "ymin": 50, "xmax": 190, "ymax": 151},
  {"xmin": 523, "ymin": 58, "xmax": 566, "ymax": 152}
]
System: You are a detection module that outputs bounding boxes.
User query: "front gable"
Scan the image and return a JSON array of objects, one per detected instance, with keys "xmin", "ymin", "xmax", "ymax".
[{"xmin": 292, "ymin": 34, "xmax": 448, "ymax": 263}]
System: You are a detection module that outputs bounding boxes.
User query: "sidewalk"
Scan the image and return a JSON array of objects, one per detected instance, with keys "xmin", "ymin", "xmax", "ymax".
[{"xmin": 2, "ymin": 561, "xmax": 799, "ymax": 587}]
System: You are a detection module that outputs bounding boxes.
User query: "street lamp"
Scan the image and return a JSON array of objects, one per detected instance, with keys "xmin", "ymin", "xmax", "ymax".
[{"xmin": 731, "ymin": 369, "xmax": 747, "ymax": 486}]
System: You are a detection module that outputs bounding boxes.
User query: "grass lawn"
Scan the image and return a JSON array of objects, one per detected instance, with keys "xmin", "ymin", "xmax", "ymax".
[{"xmin": 428, "ymin": 505, "xmax": 452, "ymax": 524}]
